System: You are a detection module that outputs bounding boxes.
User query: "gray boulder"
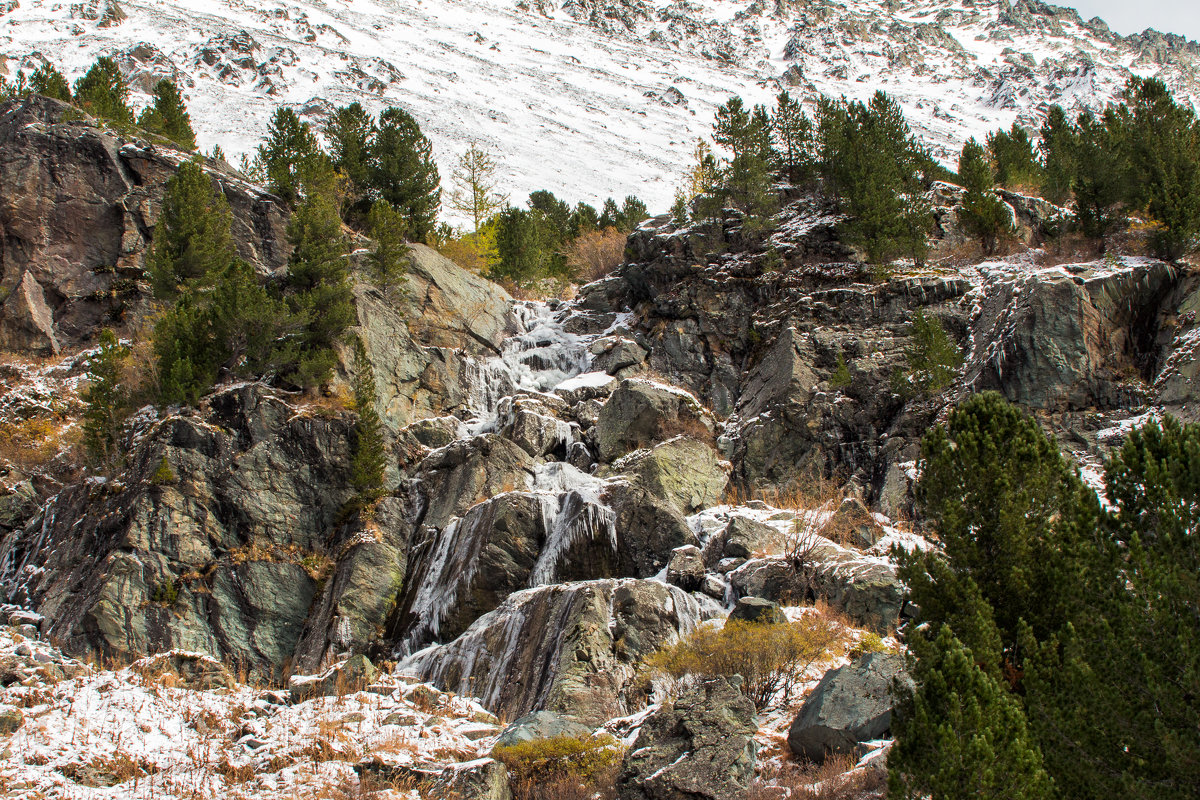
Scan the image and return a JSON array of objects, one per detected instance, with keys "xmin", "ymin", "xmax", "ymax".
[
  {"xmin": 429, "ymin": 758, "xmax": 512, "ymax": 800},
  {"xmin": 289, "ymin": 654, "xmax": 379, "ymax": 703},
  {"xmin": 666, "ymin": 545, "xmax": 705, "ymax": 592},
  {"xmin": 786, "ymin": 652, "xmax": 913, "ymax": 763},
  {"xmin": 494, "ymin": 711, "xmax": 591, "ymax": 747},
  {"xmin": 618, "ymin": 676, "xmax": 758, "ymax": 800},
  {"xmin": 595, "ymin": 379, "xmax": 713, "ymax": 461},
  {"xmin": 728, "ymin": 596, "xmax": 787, "ymax": 625}
]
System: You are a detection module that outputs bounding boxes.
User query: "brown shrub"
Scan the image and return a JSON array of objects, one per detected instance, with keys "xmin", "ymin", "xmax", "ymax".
[
  {"xmin": 567, "ymin": 227, "xmax": 627, "ymax": 283},
  {"xmin": 644, "ymin": 616, "xmax": 847, "ymax": 711},
  {"xmin": 494, "ymin": 734, "xmax": 624, "ymax": 800},
  {"xmin": 749, "ymin": 754, "xmax": 887, "ymax": 800}
]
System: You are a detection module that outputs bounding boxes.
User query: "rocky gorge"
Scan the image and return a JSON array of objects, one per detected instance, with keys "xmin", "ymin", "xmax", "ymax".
[{"xmin": 0, "ymin": 93, "xmax": 1197, "ymax": 798}]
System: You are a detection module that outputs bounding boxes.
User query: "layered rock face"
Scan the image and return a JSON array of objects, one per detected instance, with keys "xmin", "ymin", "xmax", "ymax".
[{"xmin": 0, "ymin": 96, "xmax": 289, "ymax": 354}]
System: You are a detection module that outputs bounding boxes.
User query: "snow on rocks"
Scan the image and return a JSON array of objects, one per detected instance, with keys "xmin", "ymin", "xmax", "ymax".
[{"xmin": 0, "ymin": 628, "xmax": 499, "ymax": 800}]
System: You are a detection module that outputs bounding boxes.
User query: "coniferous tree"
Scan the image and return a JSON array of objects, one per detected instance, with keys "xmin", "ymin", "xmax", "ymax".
[
  {"xmin": 771, "ymin": 90, "xmax": 814, "ymax": 185},
  {"xmin": 1038, "ymin": 106, "xmax": 1077, "ymax": 206},
  {"xmin": 73, "ymin": 56, "xmax": 133, "ymax": 125},
  {"xmin": 29, "ymin": 63, "xmax": 71, "ymax": 102},
  {"xmin": 447, "ymin": 142, "xmax": 507, "ymax": 234},
  {"xmin": 369, "ymin": 106, "xmax": 440, "ymax": 242},
  {"xmin": 324, "ymin": 102, "xmax": 375, "ymax": 196},
  {"xmin": 365, "ymin": 199, "xmax": 409, "ymax": 290},
  {"xmin": 255, "ymin": 107, "xmax": 324, "ymax": 205},
  {"xmin": 987, "ymin": 123, "xmax": 1040, "ymax": 188},
  {"xmin": 958, "ymin": 138, "xmax": 1012, "ymax": 255},
  {"xmin": 597, "ymin": 197, "xmax": 622, "ymax": 230},
  {"xmin": 889, "ymin": 626, "xmax": 1053, "ymax": 800},
  {"xmin": 570, "ymin": 202, "xmax": 600, "ymax": 237},
  {"xmin": 493, "ymin": 205, "xmax": 547, "ymax": 286},
  {"xmin": 138, "ymin": 79, "xmax": 196, "ymax": 150},
  {"xmin": 619, "ymin": 196, "xmax": 648, "ymax": 231},
  {"xmin": 903, "ymin": 392, "xmax": 1097, "ymax": 656},
  {"xmin": 1022, "ymin": 417, "xmax": 1200, "ymax": 800},
  {"xmin": 82, "ymin": 329, "xmax": 131, "ymax": 466},
  {"xmin": 284, "ymin": 180, "xmax": 355, "ymax": 387},
  {"xmin": 893, "ymin": 309, "xmax": 963, "ymax": 396},
  {"xmin": 147, "ymin": 160, "xmax": 235, "ymax": 299},
  {"xmin": 1072, "ymin": 109, "xmax": 1128, "ymax": 251},
  {"xmin": 349, "ymin": 336, "xmax": 387, "ymax": 501},
  {"xmin": 713, "ymin": 96, "xmax": 778, "ymax": 223},
  {"xmin": 1116, "ymin": 77, "xmax": 1200, "ymax": 260}
]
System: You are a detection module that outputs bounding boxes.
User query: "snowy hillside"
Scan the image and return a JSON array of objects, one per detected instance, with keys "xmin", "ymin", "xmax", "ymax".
[{"xmin": 1, "ymin": 0, "xmax": 1197, "ymax": 218}]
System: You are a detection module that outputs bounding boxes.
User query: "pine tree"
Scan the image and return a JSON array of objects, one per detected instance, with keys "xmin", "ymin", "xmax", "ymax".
[
  {"xmin": 369, "ymin": 106, "xmax": 440, "ymax": 242},
  {"xmin": 957, "ymin": 138, "xmax": 1012, "ymax": 255},
  {"xmin": 1072, "ymin": 109, "xmax": 1128, "ymax": 251},
  {"xmin": 771, "ymin": 90, "xmax": 814, "ymax": 185},
  {"xmin": 1038, "ymin": 106, "xmax": 1077, "ymax": 206},
  {"xmin": 284, "ymin": 182, "xmax": 355, "ymax": 387},
  {"xmin": 893, "ymin": 309, "xmax": 963, "ymax": 396},
  {"xmin": 29, "ymin": 63, "xmax": 71, "ymax": 102},
  {"xmin": 619, "ymin": 196, "xmax": 648, "ymax": 232},
  {"xmin": 349, "ymin": 336, "xmax": 387, "ymax": 501},
  {"xmin": 138, "ymin": 79, "xmax": 196, "ymax": 150},
  {"xmin": 148, "ymin": 160, "xmax": 235, "ymax": 299},
  {"xmin": 888, "ymin": 626, "xmax": 1053, "ymax": 800},
  {"xmin": 597, "ymin": 198, "xmax": 622, "ymax": 230},
  {"xmin": 81, "ymin": 329, "xmax": 130, "ymax": 466},
  {"xmin": 903, "ymin": 392, "xmax": 1097, "ymax": 655},
  {"xmin": 206, "ymin": 258, "xmax": 289, "ymax": 379},
  {"xmin": 255, "ymin": 107, "xmax": 324, "ymax": 205},
  {"xmin": 570, "ymin": 202, "xmax": 600, "ymax": 236},
  {"xmin": 447, "ymin": 142, "xmax": 507, "ymax": 234},
  {"xmin": 987, "ymin": 123, "xmax": 1040, "ymax": 188},
  {"xmin": 1022, "ymin": 417, "xmax": 1200, "ymax": 800},
  {"xmin": 493, "ymin": 205, "xmax": 547, "ymax": 286},
  {"xmin": 1116, "ymin": 77, "xmax": 1200, "ymax": 260},
  {"xmin": 153, "ymin": 293, "xmax": 217, "ymax": 406},
  {"xmin": 713, "ymin": 96, "xmax": 778, "ymax": 224},
  {"xmin": 324, "ymin": 102, "xmax": 375, "ymax": 193},
  {"xmin": 365, "ymin": 200, "xmax": 409, "ymax": 290},
  {"xmin": 73, "ymin": 56, "xmax": 133, "ymax": 125}
]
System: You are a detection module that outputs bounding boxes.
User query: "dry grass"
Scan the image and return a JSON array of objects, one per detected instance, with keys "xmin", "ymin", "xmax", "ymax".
[{"xmin": 749, "ymin": 754, "xmax": 887, "ymax": 800}]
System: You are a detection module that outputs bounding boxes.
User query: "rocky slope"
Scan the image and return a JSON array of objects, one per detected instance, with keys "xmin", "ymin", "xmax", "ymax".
[
  {"xmin": 1, "ymin": 0, "xmax": 1197, "ymax": 215},
  {"xmin": 1, "ymin": 98, "xmax": 1199, "ymax": 797}
]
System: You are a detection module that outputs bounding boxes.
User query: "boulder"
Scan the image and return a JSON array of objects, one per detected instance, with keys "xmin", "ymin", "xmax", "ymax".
[
  {"xmin": 611, "ymin": 436, "xmax": 729, "ymax": 516},
  {"xmin": 595, "ymin": 379, "xmax": 713, "ymax": 461},
  {"xmin": 728, "ymin": 597, "xmax": 787, "ymax": 625},
  {"xmin": 494, "ymin": 711, "xmax": 592, "ymax": 747},
  {"xmin": 618, "ymin": 677, "xmax": 758, "ymax": 800},
  {"xmin": 666, "ymin": 545, "xmax": 705, "ymax": 592},
  {"xmin": 289, "ymin": 654, "xmax": 379, "ymax": 703},
  {"xmin": 0, "ymin": 705, "xmax": 22, "ymax": 734},
  {"xmin": 131, "ymin": 651, "xmax": 235, "ymax": 691},
  {"xmin": 591, "ymin": 336, "xmax": 648, "ymax": 375},
  {"xmin": 721, "ymin": 515, "xmax": 785, "ymax": 560},
  {"xmin": 786, "ymin": 653, "xmax": 913, "ymax": 763},
  {"xmin": 429, "ymin": 758, "xmax": 513, "ymax": 800}
]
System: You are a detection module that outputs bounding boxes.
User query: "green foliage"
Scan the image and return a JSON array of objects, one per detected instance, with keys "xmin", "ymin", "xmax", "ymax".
[
  {"xmin": 892, "ymin": 310, "xmax": 962, "ymax": 397},
  {"xmin": 644, "ymin": 616, "xmax": 845, "ymax": 711},
  {"xmin": 365, "ymin": 200, "xmax": 410, "ymax": 290},
  {"xmin": 150, "ymin": 457, "xmax": 177, "ymax": 485},
  {"xmin": 73, "ymin": 57, "xmax": 133, "ymax": 125},
  {"xmin": 284, "ymin": 182, "xmax": 355, "ymax": 388},
  {"xmin": 493, "ymin": 734, "xmax": 623, "ymax": 784},
  {"xmin": 903, "ymin": 393, "xmax": 1095, "ymax": 654},
  {"xmin": 254, "ymin": 107, "xmax": 325, "ymax": 205},
  {"xmin": 829, "ymin": 352, "xmax": 852, "ymax": 390},
  {"xmin": 1072, "ymin": 109, "xmax": 1128, "ymax": 248},
  {"xmin": 818, "ymin": 92, "xmax": 932, "ymax": 265},
  {"xmin": 370, "ymin": 106, "xmax": 440, "ymax": 242},
  {"xmin": 492, "ymin": 205, "xmax": 550, "ymax": 286},
  {"xmin": 349, "ymin": 337, "xmax": 386, "ymax": 501},
  {"xmin": 150, "ymin": 578, "xmax": 180, "ymax": 607},
  {"xmin": 987, "ymin": 123, "xmax": 1041, "ymax": 189},
  {"xmin": 148, "ymin": 160, "xmax": 235, "ymax": 299},
  {"xmin": 711, "ymin": 96, "xmax": 778, "ymax": 225},
  {"xmin": 771, "ymin": 90, "xmax": 815, "ymax": 185},
  {"xmin": 1021, "ymin": 417, "xmax": 1200, "ymax": 800},
  {"xmin": 324, "ymin": 101, "xmax": 376, "ymax": 214},
  {"xmin": 958, "ymin": 138, "xmax": 1013, "ymax": 255},
  {"xmin": 1038, "ymin": 106, "xmax": 1077, "ymax": 206},
  {"xmin": 81, "ymin": 329, "xmax": 131, "ymax": 466},
  {"xmin": 137, "ymin": 79, "xmax": 196, "ymax": 150},
  {"xmin": 1116, "ymin": 77, "xmax": 1200, "ymax": 260},
  {"xmin": 888, "ymin": 626, "xmax": 1053, "ymax": 800},
  {"xmin": 29, "ymin": 63, "xmax": 71, "ymax": 102}
]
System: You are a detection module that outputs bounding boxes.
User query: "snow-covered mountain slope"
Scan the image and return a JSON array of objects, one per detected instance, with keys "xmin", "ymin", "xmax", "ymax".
[{"xmin": 1, "ymin": 0, "xmax": 1197, "ymax": 218}]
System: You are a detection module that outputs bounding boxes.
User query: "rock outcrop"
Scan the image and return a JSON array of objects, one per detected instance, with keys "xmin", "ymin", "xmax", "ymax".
[
  {"xmin": 618, "ymin": 676, "xmax": 758, "ymax": 800},
  {"xmin": 787, "ymin": 652, "xmax": 913, "ymax": 763}
]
